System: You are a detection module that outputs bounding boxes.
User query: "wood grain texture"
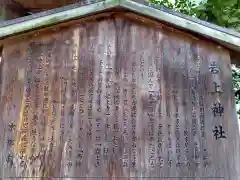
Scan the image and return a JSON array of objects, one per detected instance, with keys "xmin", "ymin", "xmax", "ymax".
[{"xmin": 0, "ymin": 14, "xmax": 239, "ymax": 179}]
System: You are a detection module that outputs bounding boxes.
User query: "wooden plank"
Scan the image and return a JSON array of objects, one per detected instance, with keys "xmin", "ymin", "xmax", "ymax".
[
  {"xmin": 121, "ymin": 0, "xmax": 240, "ymax": 53},
  {"xmin": 0, "ymin": 0, "xmax": 239, "ymax": 57},
  {"xmin": 0, "ymin": 15, "xmax": 239, "ymax": 179},
  {"xmin": 0, "ymin": 0, "xmax": 119, "ymax": 39}
]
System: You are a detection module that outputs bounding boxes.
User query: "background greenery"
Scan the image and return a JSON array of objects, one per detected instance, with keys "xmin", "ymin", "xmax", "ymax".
[{"xmin": 149, "ymin": 0, "xmax": 240, "ymax": 118}]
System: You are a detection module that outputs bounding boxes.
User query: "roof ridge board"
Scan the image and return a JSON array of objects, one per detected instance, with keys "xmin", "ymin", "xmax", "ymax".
[
  {"xmin": 121, "ymin": 0, "xmax": 240, "ymax": 50},
  {"xmin": 0, "ymin": 0, "xmax": 239, "ymax": 52},
  {"xmin": 1, "ymin": 0, "xmax": 240, "ymax": 39},
  {"xmin": 0, "ymin": 0, "xmax": 111, "ymax": 28},
  {"xmin": 0, "ymin": 0, "xmax": 120, "ymax": 39},
  {"xmin": 128, "ymin": 0, "xmax": 240, "ymax": 39}
]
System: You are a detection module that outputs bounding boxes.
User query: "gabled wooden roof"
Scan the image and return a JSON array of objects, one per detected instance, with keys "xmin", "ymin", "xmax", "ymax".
[{"xmin": 0, "ymin": 0, "xmax": 240, "ymax": 55}]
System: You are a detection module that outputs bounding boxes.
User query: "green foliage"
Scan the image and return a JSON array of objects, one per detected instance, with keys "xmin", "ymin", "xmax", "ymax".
[
  {"xmin": 150, "ymin": 0, "xmax": 198, "ymax": 16},
  {"xmin": 149, "ymin": 0, "xmax": 240, "ymax": 117},
  {"xmin": 195, "ymin": 0, "xmax": 240, "ymax": 31},
  {"xmin": 149, "ymin": 0, "xmax": 240, "ymax": 30},
  {"xmin": 232, "ymin": 65, "xmax": 240, "ymax": 117}
]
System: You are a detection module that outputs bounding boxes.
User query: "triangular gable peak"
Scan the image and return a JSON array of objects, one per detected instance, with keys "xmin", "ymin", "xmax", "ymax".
[
  {"xmin": 0, "ymin": 0, "xmax": 239, "ymax": 63},
  {"xmin": 0, "ymin": 0, "xmax": 239, "ymax": 48}
]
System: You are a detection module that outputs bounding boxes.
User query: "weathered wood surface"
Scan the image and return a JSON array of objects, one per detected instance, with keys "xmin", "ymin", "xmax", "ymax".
[
  {"xmin": 0, "ymin": 14, "xmax": 240, "ymax": 179},
  {"xmin": 0, "ymin": 0, "xmax": 25, "ymax": 22}
]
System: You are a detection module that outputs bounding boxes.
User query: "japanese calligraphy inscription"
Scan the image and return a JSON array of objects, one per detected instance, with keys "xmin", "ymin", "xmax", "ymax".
[{"xmin": 0, "ymin": 14, "xmax": 240, "ymax": 179}]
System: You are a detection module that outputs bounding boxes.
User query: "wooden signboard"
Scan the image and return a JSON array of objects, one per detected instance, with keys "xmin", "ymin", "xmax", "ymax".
[{"xmin": 0, "ymin": 14, "xmax": 240, "ymax": 179}]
